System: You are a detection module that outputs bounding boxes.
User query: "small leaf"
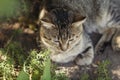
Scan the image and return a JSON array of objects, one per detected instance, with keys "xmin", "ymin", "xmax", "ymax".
[
  {"xmin": 17, "ymin": 71, "xmax": 29, "ymax": 80},
  {"xmin": 32, "ymin": 69, "xmax": 40, "ymax": 80},
  {"xmin": 41, "ymin": 58, "xmax": 51, "ymax": 80}
]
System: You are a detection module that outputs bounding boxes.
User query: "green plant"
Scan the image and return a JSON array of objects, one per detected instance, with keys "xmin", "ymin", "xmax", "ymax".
[
  {"xmin": 41, "ymin": 57, "xmax": 51, "ymax": 80},
  {"xmin": 80, "ymin": 73, "xmax": 89, "ymax": 80},
  {"xmin": 0, "ymin": 28, "xmax": 68, "ymax": 80},
  {"xmin": 0, "ymin": 43, "xmax": 68, "ymax": 80},
  {"xmin": 23, "ymin": 50, "xmax": 51, "ymax": 80},
  {"xmin": 0, "ymin": 0, "xmax": 20, "ymax": 16},
  {"xmin": 0, "ymin": 29, "xmax": 26, "ymax": 79},
  {"xmin": 0, "ymin": 48, "xmax": 16, "ymax": 80},
  {"xmin": 0, "ymin": 0, "xmax": 30, "ymax": 22},
  {"xmin": 22, "ymin": 49, "xmax": 69, "ymax": 80},
  {"xmin": 52, "ymin": 72, "xmax": 69, "ymax": 80},
  {"xmin": 97, "ymin": 60, "xmax": 111, "ymax": 80},
  {"xmin": 17, "ymin": 71, "xmax": 29, "ymax": 80}
]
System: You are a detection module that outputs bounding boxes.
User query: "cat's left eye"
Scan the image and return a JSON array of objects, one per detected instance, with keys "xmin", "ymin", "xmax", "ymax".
[
  {"xmin": 54, "ymin": 40, "xmax": 59, "ymax": 43},
  {"xmin": 76, "ymin": 35, "xmax": 79, "ymax": 38}
]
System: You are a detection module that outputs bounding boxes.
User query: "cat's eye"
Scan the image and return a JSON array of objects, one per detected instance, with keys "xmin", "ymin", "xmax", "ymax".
[
  {"xmin": 44, "ymin": 36, "xmax": 51, "ymax": 40},
  {"xmin": 72, "ymin": 34, "xmax": 75, "ymax": 36},
  {"xmin": 54, "ymin": 40, "xmax": 59, "ymax": 43},
  {"xmin": 76, "ymin": 35, "xmax": 79, "ymax": 38},
  {"xmin": 76, "ymin": 32, "xmax": 82, "ymax": 38},
  {"xmin": 69, "ymin": 39, "xmax": 74, "ymax": 41}
]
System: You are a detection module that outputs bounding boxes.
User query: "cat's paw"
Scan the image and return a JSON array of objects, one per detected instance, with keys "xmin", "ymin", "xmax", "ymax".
[
  {"xmin": 75, "ymin": 54, "xmax": 94, "ymax": 65},
  {"xmin": 112, "ymin": 32, "xmax": 120, "ymax": 51}
]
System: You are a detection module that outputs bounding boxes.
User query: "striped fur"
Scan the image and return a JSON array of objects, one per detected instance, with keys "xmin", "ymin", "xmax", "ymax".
[{"xmin": 39, "ymin": 0, "xmax": 120, "ymax": 65}]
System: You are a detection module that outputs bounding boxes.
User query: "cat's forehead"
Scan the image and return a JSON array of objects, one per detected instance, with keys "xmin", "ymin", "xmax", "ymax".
[{"xmin": 50, "ymin": 8, "xmax": 73, "ymax": 27}]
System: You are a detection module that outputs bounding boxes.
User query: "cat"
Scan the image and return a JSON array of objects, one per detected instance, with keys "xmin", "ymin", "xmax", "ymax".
[{"xmin": 38, "ymin": 0, "xmax": 120, "ymax": 65}]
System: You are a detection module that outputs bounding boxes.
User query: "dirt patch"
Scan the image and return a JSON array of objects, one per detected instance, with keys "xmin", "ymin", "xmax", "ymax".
[{"xmin": 0, "ymin": 22, "xmax": 38, "ymax": 51}]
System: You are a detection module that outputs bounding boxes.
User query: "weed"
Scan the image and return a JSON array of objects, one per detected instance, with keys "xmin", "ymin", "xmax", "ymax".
[
  {"xmin": 0, "ymin": 28, "xmax": 68, "ymax": 80},
  {"xmin": 80, "ymin": 73, "xmax": 89, "ymax": 80},
  {"xmin": 97, "ymin": 60, "xmax": 111, "ymax": 80},
  {"xmin": 79, "ymin": 60, "xmax": 111, "ymax": 80},
  {"xmin": 52, "ymin": 72, "xmax": 69, "ymax": 80},
  {"xmin": 0, "ymin": 49, "xmax": 15, "ymax": 80}
]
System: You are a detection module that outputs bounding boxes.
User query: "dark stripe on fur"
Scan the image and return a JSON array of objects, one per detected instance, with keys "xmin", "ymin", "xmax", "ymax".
[
  {"xmin": 51, "ymin": 8, "xmax": 73, "ymax": 39},
  {"xmin": 82, "ymin": 46, "xmax": 91, "ymax": 53},
  {"xmin": 77, "ymin": 46, "xmax": 91, "ymax": 59}
]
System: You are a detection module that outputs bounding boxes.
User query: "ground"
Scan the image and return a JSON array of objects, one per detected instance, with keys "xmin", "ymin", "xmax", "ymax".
[{"xmin": 0, "ymin": 22, "xmax": 120, "ymax": 80}]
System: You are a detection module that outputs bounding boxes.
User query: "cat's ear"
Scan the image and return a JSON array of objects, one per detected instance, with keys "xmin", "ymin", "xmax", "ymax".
[
  {"xmin": 39, "ymin": 8, "xmax": 54, "ymax": 29},
  {"xmin": 39, "ymin": 7, "xmax": 48, "ymax": 19},
  {"xmin": 39, "ymin": 7, "xmax": 53, "ymax": 22},
  {"xmin": 40, "ymin": 20, "xmax": 55, "ymax": 29},
  {"xmin": 72, "ymin": 14, "xmax": 86, "ymax": 27}
]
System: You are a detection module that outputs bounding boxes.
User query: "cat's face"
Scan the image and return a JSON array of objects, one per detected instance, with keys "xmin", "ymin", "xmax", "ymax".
[{"xmin": 39, "ymin": 8, "xmax": 86, "ymax": 53}]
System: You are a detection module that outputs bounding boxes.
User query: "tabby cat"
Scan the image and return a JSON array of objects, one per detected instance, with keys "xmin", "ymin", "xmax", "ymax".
[{"xmin": 38, "ymin": 0, "xmax": 120, "ymax": 65}]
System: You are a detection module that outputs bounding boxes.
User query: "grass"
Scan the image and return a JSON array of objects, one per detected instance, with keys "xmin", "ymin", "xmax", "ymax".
[
  {"xmin": 0, "ymin": 0, "xmax": 30, "ymax": 22},
  {"xmin": 0, "ymin": 28, "xmax": 112, "ymax": 80},
  {"xmin": 0, "ymin": 43, "xmax": 112, "ymax": 80},
  {"xmin": 80, "ymin": 60, "xmax": 111, "ymax": 80},
  {"xmin": 97, "ymin": 60, "xmax": 111, "ymax": 80},
  {"xmin": 0, "ymin": 0, "xmax": 21, "ymax": 18},
  {"xmin": 80, "ymin": 73, "xmax": 89, "ymax": 80},
  {"xmin": 0, "ymin": 28, "xmax": 69, "ymax": 80},
  {"xmin": 0, "ymin": 46, "xmax": 69, "ymax": 80}
]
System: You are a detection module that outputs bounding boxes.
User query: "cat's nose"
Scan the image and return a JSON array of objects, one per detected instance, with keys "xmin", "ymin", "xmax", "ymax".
[{"xmin": 60, "ymin": 44, "xmax": 68, "ymax": 51}]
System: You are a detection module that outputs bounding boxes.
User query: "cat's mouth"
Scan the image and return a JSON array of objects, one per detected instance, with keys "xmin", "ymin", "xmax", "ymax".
[
  {"xmin": 51, "ymin": 48, "xmax": 69, "ymax": 55},
  {"xmin": 54, "ymin": 50, "xmax": 68, "ymax": 54}
]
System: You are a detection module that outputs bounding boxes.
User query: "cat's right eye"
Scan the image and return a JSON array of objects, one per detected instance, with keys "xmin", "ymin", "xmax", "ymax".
[
  {"xmin": 44, "ymin": 36, "xmax": 51, "ymax": 40},
  {"xmin": 72, "ymin": 34, "xmax": 75, "ymax": 36}
]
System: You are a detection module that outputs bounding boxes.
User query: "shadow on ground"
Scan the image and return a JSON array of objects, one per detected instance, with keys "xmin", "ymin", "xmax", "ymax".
[{"xmin": 0, "ymin": 22, "xmax": 38, "ymax": 51}]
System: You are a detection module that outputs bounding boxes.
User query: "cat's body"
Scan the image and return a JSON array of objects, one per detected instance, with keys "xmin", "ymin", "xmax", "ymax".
[
  {"xmin": 50, "ymin": 0, "xmax": 120, "ymax": 33},
  {"xmin": 39, "ymin": 0, "xmax": 120, "ymax": 65},
  {"xmin": 83, "ymin": 0, "xmax": 120, "ymax": 34}
]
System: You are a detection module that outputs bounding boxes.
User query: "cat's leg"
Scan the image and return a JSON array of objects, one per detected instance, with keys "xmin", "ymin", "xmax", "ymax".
[
  {"xmin": 112, "ymin": 28, "xmax": 120, "ymax": 51},
  {"xmin": 95, "ymin": 28, "xmax": 116, "ymax": 54},
  {"xmin": 75, "ymin": 44, "xmax": 94, "ymax": 65},
  {"xmin": 75, "ymin": 33, "xmax": 94, "ymax": 65}
]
